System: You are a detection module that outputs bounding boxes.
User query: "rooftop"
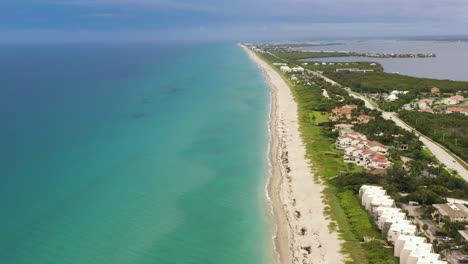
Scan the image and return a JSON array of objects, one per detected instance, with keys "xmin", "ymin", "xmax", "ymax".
[{"xmin": 433, "ymin": 203, "xmax": 468, "ymax": 218}]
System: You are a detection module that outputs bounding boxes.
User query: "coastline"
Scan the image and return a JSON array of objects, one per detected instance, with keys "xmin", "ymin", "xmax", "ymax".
[{"xmin": 240, "ymin": 44, "xmax": 344, "ymax": 264}]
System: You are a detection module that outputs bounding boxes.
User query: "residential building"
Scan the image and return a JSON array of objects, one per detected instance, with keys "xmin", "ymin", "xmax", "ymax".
[
  {"xmin": 431, "ymin": 87, "xmax": 441, "ymax": 96},
  {"xmin": 402, "ymin": 103, "xmax": 415, "ymax": 111},
  {"xmin": 387, "ymin": 222, "xmax": 417, "ymax": 243},
  {"xmin": 335, "ymin": 68, "xmax": 374, "ymax": 73},
  {"xmin": 399, "ymin": 241, "xmax": 433, "ymax": 264},
  {"xmin": 291, "ymin": 67, "xmax": 304, "ymax": 72},
  {"xmin": 280, "ymin": 66, "xmax": 292, "ymax": 73},
  {"xmin": 366, "ymin": 141, "xmax": 387, "ymax": 154},
  {"xmin": 378, "ymin": 211, "xmax": 407, "ymax": 229},
  {"xmin": 359, "ymin": 185, "xmax": 385, "ymax": 203},
  {"xmin": 442, "ymin": 95, "xmax": 464, "ymax": 105},
  {"xmin": 333, "ymin": 124, "xmax": 354, "ymax": 131},
  {"xmin": 395, "ymin": 235, "xmax": 427, "ymax": 257},
  {"xmin": 357, "ymin": 115, "xmax": 375, "ymax": 124},
  {"xmin": 416, "ymin": 259, "xmax": 446, "ymax": 264},
  {"xmin": 407, "ymin": 251, "xmax": 441, "ymax": 264},
  {"xmin": 418, "ymin": 99, "xmax": 433, "ymax": 110},
  {"xmin": 432, "ymin": 203, "xmax": 468, "ymax": 223},
  {"xmin": 387, "ymin": 93, "xmax": 399, "ymax": 101},
  {"xmin": 330, "ymin": 104, "xmax": 358, "ymax": 120},
  {"xmin": 446, "ymin": 106, "xmax": 468, "ymax": 115},
  {"xmin": 419, "ymin": 108, "xmax": 434, "ymax": 113}
]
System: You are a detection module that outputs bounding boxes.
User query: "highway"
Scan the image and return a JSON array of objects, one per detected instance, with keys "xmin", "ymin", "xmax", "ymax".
[{"xmin": 316, "ymin": 72, "xmax": 468, "ymax": 181}]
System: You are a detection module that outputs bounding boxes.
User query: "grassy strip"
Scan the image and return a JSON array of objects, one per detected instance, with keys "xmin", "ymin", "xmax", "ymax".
[{"xmin": 297, "ymin": 105, "xmax": 395, "ymax": 264}]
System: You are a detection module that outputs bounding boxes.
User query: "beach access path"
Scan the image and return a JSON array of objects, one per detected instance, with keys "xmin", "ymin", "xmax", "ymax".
[{"xmin": 241, "ymin": 45, "xmax": 345, "ymax": 264}]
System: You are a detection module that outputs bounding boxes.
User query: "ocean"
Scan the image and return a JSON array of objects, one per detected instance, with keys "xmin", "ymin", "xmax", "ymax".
[
  {"xmin": 302, "ymin": 39, "xmax": 468, "ymax": 81},
  {"xmin": 0, "ymin": 43, "xmax": 271, "ymax": 263}
]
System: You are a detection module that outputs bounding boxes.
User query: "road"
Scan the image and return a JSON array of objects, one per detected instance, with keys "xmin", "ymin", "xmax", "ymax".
[
  {"xmin": 260, "ymin": 50, "xmax": 468, "ymax": 181},
  {"xmin": 313, "ymin": 71, "xmax": 468, "ymax": 181}
]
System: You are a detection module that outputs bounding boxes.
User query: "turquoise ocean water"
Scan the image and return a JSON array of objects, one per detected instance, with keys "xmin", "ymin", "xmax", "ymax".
[{"xmin": 0, "ymin": 44, "xmax": 270, "ymax": 263}]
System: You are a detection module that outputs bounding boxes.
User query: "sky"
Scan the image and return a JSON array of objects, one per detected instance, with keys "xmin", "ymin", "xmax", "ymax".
[{"xmin": 1, "ymin": 0, "xmax": 468, "ymax": 42}]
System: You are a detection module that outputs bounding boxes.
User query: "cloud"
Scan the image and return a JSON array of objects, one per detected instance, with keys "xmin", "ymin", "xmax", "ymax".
[
  {"xmin": 5, "ymin": 0, "xmax": 468, "ymax": 41},
  {"xmin": 43, "ymin": 0, "xmax": 468, "ymax": 23},
  {"xmin": 1, "ymin": 20, "xmax": 466, "ymax": 43},
  {"xmin": 84, "ymin": 12, "xmax": 133, "ymax": 18},
  {"xmin": 44, "ymin": 0, "xmax": 224, "ymax": 13}
]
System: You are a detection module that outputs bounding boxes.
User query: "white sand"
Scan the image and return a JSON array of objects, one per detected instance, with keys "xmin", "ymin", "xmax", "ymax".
[{"xmin": 241, "ymin": 45, "xmax": 344, "ymax": 263}]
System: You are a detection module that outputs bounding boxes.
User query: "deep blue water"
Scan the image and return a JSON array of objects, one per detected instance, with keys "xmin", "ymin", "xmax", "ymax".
[{"xmin": 0, "ymin": 43, "xmax": 270, "ymax": 263}]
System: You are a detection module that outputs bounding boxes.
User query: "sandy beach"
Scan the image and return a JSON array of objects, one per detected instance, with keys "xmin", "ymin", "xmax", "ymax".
[{"xmin": 241, "ymin": 44, "xmax": 344, "ymax": 264}]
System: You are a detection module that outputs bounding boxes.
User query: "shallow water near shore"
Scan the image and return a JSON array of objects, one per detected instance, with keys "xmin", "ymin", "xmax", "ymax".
[{"xmin": 0, "ymin": 43, "xmax": 271, "ymax": 263}]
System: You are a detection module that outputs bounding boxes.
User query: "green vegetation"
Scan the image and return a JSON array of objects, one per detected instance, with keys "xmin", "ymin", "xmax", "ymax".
[
  {"xmin": 326, "ymin": 71, "xmax": 468, "ymax": 94},
  {"xmin": 271, "ymin": 51, "xmax": 353, "ymax": 60},
  {"xmin": 303, "ymin": 61, "xmax": 383, "ymax": 73},
  {"xmin": 309, "ymin": 111, "xmax": 329, "ymax": 125},
  {"xmin": 253, "ymin": 47, "xmax": 468, "ymax": 263},
  {"xmin": 399, "ymin": 111, "xmax": 468, "ymax": 162},
  {"xmin": 325, "ymin": 71, "xmax": 468, "ymax": 111},
  {"xmin": 257, "ymin": 51, "xmax": 398, "ymax": 263}
]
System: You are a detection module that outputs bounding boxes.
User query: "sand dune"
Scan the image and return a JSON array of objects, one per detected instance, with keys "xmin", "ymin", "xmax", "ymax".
[{"xmin": 241, "ymin": 45, "xmax": 344, "ymax": 264}]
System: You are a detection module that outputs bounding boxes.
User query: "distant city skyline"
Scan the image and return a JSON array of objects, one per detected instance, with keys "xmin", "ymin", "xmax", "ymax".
[{"xmin": 1, "ymin": 0, "xmax": 468, "ymax": 42}]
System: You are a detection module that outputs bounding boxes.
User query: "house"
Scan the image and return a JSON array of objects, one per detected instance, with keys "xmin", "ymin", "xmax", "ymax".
[
  {"xmin": 366, "ymin": 141, "xmax": 387, "ymax": 154},
  {"xmin": 378, "ymin": 210, "xmax": 406, "ymax": 230},
  {"xmin": 386, "ymin": 221, "xmax": 417, "ymax": 243},
  {"xmin": 336, "ymin": 132, "xmax": 367, "ymax": 149},
  {"xmin": 394, "ymin": 235, "xmax": 427, "ymax": 257},
  {"xmin": 407, "ymin": 251, "xmax": 441, "ymax": 264},
  {"xmin": 399, "ymin": 144, "xmax": 409, "ymax": 150},
  {"xmin": 446, "ymin": 106, "xmax": 468, "ymax": 116},
  {"xmin": 273, "ymin": 63, "xmax": 287, "ymax": 66},
  {"xmin": 280, "ymin": 66, "xmax": 292, "ymax": 73},
  {"xmin": 390, "ymin": 90, "xmax": 409, "ymax": 95},
  {"xmin": 399, "ymin": 241, "xmax": 433, "ymax": 264},
  {"xmin": 402, "ymin": 103, "xmax": 415, "ymax": 111},
  {"xmin": 366, "ymin": 157, "xmax": 390, "ymax": 170},
  {"xmin": 418, "ymin": 98, "xmax": 433, "ymax": 110},
  {"xmin": 419, "ymin": 108, "xmax": 434, "ymax": 113},
  {"xmin": 386, "ymin": 94, "xmax": 399, "ymax": 101},
  {"xmin": 358, "ymin": 115, "xmax": 375, "ymax": 124},
  {"xmin": 330, "ymin": 104, "xmax": 358, "ymax": 120},
  {"xmin": 431, "ymin": 87, "xmax": 441, "ymax": 96},
  {"xmin": 335, "ymin": 68, "xmax": 374, "ymax": 73},
  {"xmin": 432, "ymin": 203, "xmax": 468, "ymax": 222},
  {"xmin": 359, "ymin": 185, "xmax": 385, "ymax": 203},
  {"xmin": 290, "ymin": 75, "xmax": 298, "ymax": 81},
  {"xmin": 443, "ymin": 95, "xmax": 464, "ymax": 105},
  {"xmin": 333, "ymin": 124, "xmax": 354, "ymax": 131},
  {"xmin": 337, "ymin": 133, "xmax": 390, "ymax": 171},
  {"xmin": 291, "ymin": 67, "xmax": 304, "ymax": 73}
]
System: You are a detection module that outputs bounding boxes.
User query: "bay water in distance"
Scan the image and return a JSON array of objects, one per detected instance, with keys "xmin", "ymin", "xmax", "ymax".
[{"xmin": 0, "ymin": 43, "xmax": 270, "ymax": 264}]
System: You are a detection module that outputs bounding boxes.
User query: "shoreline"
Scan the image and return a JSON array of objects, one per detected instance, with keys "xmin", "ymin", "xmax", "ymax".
[{"xmin": 240, "ymin": 44, "xmax": 344, "ymax": 264}]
